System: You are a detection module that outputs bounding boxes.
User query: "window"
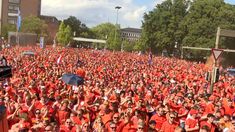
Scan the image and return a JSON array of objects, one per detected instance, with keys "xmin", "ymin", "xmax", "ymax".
[
  {"xmin": 8, "ymin": 18, "xmax": 16, "ymax": 24},
  {"xmin": 9, "ymin": 5, "xmax": 14, "ymax": 10},
  {"xmin": 9, "ymin": 0, "xmax": 20, "ymax": 4},
  {"xmin": 8, "ymin": 4, "xmax": 19, "ymax": 13}
]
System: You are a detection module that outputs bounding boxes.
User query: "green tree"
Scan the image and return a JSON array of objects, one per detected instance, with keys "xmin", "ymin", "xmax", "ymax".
[
  {"xmin": 142, "ymin": 0, "xmax": 189, "ymax": 53},
  {"xmin": 92, "ymin": 23, "xmax": 116, "ymax": 39},
  {"xmin": 21, "ymin": 16, "xmax": 48, "ymax": 36},
  {"xmin": 181, "ymin": 0, "xmax": 235, "ymax": 59},
  {"xmin": 92, "ymin": 23, "xmax": 122, "ymax": 50},
  {"xmin": 64, "ymin": 16, "xmax": 93, "ymax": 38},
  {"xmin": 1, "ymin": 24, "xmax": 16, "ymax": 39},
  {"xmin": 57, "ymin": 22, "xmax": 72, "ymax": 46}
]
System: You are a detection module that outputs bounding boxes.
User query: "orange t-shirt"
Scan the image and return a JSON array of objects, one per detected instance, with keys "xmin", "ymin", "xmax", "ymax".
[
  {"xmin": 150, "ymin": 114, "xmax": 166, "ymax": 130},
  {"xmin": 160, "ymin": 121, "xmax": 178, "ymax": 132},
  {"xmin": 185, "ymin": 118, "xmax": 198, "ymax": 130},
  {"xmin": 200, "ymin": 121, "xmax": 215, "ymax": 132}
]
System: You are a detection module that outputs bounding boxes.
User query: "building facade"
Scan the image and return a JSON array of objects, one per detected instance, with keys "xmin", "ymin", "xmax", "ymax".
[
  {"xmin": 40, "ymin": 15, "xmax": 59, "ymax": 43},
  {"xmin": 0, "ymin": 0, "xmax": 41, "ymax": 35},
  {"xmin": 121, "ymin": 28, "xmax": 141, "ymax": 42}
]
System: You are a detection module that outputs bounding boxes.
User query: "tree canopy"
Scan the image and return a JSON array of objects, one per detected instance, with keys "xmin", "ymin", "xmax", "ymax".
[
  {"xmin": 91, "ymin": 23, "xmax": 122, "ymax": 50},
  {"xmin": 142, "ymin": 0, "xmax": 235, "ymax": 62},
  {"xmin": 21, "ymin": 16, "xmax": 48, "ymax": 36},
  {"xmin": 57, "ymin": 22, "xmax": 72, "ymax": 46},
  {"xmin": 64, "ymin": 16, "xmax": 93, "ymax": 38}
]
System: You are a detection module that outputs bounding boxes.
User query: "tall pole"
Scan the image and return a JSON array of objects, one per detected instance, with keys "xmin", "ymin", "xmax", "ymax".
[
  {"xmin": 209, "ymin": 27, "xmax": 220, "ymax": 94},
  {"xmin": 114, "ymin": 6, "xmax": 121, "ymax": 50}
]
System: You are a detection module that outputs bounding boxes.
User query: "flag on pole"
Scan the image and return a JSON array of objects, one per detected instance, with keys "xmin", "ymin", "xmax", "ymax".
[
  {"xmin": 17, "ymin": 8, "xmax": 21, "ymax": 31},
  {"xmin": 57, "ymin": 55, "xmax": 62, "ymax": 64},
  {"xmin": 148, "ymin": 52, "xmax": 153, "ymax": 65}
]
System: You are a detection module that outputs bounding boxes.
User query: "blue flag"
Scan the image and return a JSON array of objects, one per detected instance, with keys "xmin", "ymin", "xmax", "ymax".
[{"xmin": 17, "ymin": 8, "xmax": 21, "ymax": 31}]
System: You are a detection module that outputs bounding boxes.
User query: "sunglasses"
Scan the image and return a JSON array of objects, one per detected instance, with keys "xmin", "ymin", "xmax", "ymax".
[{"xmin": 113, "ymin": 116, "xmax": 119, "ymax": 119}]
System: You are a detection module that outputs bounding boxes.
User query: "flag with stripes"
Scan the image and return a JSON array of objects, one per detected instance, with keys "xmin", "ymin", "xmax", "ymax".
[{"xmin": 17, "ymin": 8, "xmax": 21, "ymax": 31}]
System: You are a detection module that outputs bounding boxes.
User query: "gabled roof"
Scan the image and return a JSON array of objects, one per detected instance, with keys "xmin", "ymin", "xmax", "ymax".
[{"xmin": 121, "ymin": 28, "xmax": 142, "ymax": 33}]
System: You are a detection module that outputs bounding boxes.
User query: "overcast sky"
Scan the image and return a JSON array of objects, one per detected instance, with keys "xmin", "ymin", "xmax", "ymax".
[{"xmin": 41, "ymin": 0, "xmax": 235, "ymax": 29}]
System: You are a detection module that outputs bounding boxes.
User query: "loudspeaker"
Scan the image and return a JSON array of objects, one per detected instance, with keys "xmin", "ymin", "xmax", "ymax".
[{"xmin": 0, "ymin": 66, "xmax": 12, "ymax": 79}]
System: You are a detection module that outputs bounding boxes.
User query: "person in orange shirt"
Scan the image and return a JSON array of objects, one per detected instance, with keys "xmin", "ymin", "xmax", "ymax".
[
  {"xmin": 160, "ymin": 111, "xmax": 178, "ymax": 132},
  {"xmin": 223, "ymin": 99, "xmax": 235, "ymax": 116},
  {"xmin": 150, "ymin": 105, "xmax": 166, "ymax": 131},
  {"xmin": 185, "ymin": 109, "xmax": 199, "ymax": 132},
  {"xmin": 60, "ymin": 118, "xmax": 77, "ymax": 132},
  {"xmin": 200, "ymin": 114, "xmax": 216, "ymax": 132}
]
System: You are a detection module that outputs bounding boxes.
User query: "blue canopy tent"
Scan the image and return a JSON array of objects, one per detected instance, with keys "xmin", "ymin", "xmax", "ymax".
[{"xmin": 227, "ymin": 69, "xmax": 235, "ymax": 76}]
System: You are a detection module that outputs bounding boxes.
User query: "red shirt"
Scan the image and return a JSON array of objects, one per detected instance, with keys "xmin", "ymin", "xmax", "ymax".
[
  {"xmin": 185, "ymin": 118, "xmax": 198, "ymax": 130},
  {"xmin": 60, "ymin": 125, "xmax": 76, "ymax": 132},
  {"xmin": 160, "ymin": 121, "xmax": 178, "ymax": 132},
  {"xmin": 200, "ymin": 121, "xmax": 215, "ymax": 132},
  {"xmin": 150, "ymin": 114, "xmax": 166, "ymax": 130}
]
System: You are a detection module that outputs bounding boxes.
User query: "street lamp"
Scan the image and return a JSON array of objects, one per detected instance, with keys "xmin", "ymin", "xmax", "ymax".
[{"xmin": 114, "ymin": 6, "xmax": 121, "ymax": 50}]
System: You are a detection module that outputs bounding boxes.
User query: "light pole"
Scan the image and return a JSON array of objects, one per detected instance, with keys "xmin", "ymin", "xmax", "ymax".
[{"xmin": 114, "ymin": 6, "xmax": 121, "ymax": 50}]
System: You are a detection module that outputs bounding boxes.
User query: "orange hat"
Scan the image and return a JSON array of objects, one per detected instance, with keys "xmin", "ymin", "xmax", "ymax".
[{"xmin": 189, "ymin": 109, "xmax": 198, "ymax": 115}]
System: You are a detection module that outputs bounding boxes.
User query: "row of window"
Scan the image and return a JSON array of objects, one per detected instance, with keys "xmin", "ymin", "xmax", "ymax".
[
  {"xmin": 122, "ymin": 32, "xmax": 141, "ymax": 38},
  {"xmin": 8, "ymin": 18, "xmax": 16, "ymax": 24},
  {"xmin": 122, "ymin": 37, "xmax": 140, "ymax": 41},
  {"xmin": 7, "ymin": 0, "xmax": 20, "ymax": 24},
  {"xmin": 9, "ymin": 4, "xmax": 19, "ymax": 11},
  {"xmin": 9, "ymin": 0, "xmax": 20, "ymax": 4}
]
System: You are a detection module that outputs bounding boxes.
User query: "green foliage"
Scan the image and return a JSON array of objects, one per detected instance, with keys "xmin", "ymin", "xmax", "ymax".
[
  {"xmin": 92, "ymin": 23, "xmax": 116, "ymax": 39},
  {"xmin": 92, "ymin": 23, "xmax": 122, "ymax": 51},
  {"xmin": 142, "ymin": 0, "xmax": 235, "ymax": 63},
  {"xmin": 64, "ymin": 16, "xmax": 93, "ymax": 38},
  {"xmin": 1, "ymin": 24, "xmax": 16, "ymax": 39},
  {"xmin": 142, "ymin": 0, "xmax": 189, "ymax": 53},
  {"xmin": 122, "ymin": 40, "xmax": 134, "ymax": 52},
  {"xmin": 21, "ymin": 16, "xmax": 48, "ymax": 36},
  {"xmin": 57, "ymin": 22, "xmax": 72, "ymax": 46}
]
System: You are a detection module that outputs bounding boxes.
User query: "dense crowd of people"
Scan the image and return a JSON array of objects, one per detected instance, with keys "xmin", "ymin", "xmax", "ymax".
[{"xmin": 0, "ymin": 46, "xmax": 234, "ymax": 132}]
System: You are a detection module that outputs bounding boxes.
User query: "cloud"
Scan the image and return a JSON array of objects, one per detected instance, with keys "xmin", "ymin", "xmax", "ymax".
[{"xmin": 41, "ymin": 0, "xmax": 164, "ymax": 28}]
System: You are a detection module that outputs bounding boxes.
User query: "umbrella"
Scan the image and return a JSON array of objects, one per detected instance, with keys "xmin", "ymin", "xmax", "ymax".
[
  {"xmin": 62, "ymin": 73, "xmax": 84, "ymax": 86},
  {"xmin": 227, "ymin": 69, "xmax": 235, "ymax": 76},
  {"xmin": 22, "ymin": 51, "xmax": 35, "ymax": 56}
]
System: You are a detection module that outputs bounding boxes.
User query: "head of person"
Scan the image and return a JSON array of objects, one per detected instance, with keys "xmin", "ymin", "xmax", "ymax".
[
  {"xmin": 137, "ymin": 121, "xmax": 145, "ymax": 132},
  {"xmin": 44, "ymin": 125, "xmax": 53, "ymax": 132},
  {"xmin": 35, "ymin": 109, "xmax": 41, "ymax": 118},
  {"xmin": 228, "ymin": 99, "xmax": 233, "ymax": 107},
  {"xmin": 190, "ymin": 109, "xmax": 198, "ymax": 118},
  {"xmin": 149, "ymin": 120, "xmax": 156, "ymax": 130},
  {"xmin": 82, "ymin": 122, "xmax": 89, "ymax": 131},
  {"xmin": 43, "ymin": 118, "xmax": 50, "ymax": 127},
  {"xmin": 109, "ymin": 121, "xmax": 117, "ymax": 132},
  {"xmin": 65, "ymin": 118, "xmax": 73, "ymax": 128},
  {"xmin": 167, "ymin": 111, "xmax": 177, "ymax": 124},
  {"xmin": 157, "ymin": 105, "xmax": 165, "ymax": 116},
  {"xmin": 199, "ymin": 125, "xmax": 210, "ymax": 132},
  {"xmin": 223, "ymin": 114, "xmax": 231, "ymax": 122},
  {"xmin": 174, "ymin": 126, "xmax": 186, "ymax": 132},
  {"xmin": 207, "ymin": 113, "xmax": 215, "ymax": 123},
  {"xmin": 112, "ymin": 113, "xmax": 119, "ymax": 123}
]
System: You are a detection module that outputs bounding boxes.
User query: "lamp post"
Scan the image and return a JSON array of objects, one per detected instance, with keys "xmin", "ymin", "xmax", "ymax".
[{"xmin": 114, "ymin": 6, "xmax": 121, "ymax": 50}]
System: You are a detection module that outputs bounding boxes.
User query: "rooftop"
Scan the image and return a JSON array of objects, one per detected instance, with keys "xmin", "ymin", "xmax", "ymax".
[{"xmin": 121, "ymin": 28, "xmax": 142, "ymax": 33}]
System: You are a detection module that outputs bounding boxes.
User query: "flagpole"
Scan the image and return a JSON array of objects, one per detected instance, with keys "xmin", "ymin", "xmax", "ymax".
[{"xmin": 16, "ymin": 8, "xmax": 21, "ymax": 46}]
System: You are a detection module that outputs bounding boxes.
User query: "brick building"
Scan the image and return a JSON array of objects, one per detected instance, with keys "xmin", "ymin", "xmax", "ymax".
[
  {"xmin": 0, "ymin": 0, "xmax": 41, "ymax": 35},
  {"xmin": 40, "ymin": 15, "xmax": 59, "ymax": 43}
]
